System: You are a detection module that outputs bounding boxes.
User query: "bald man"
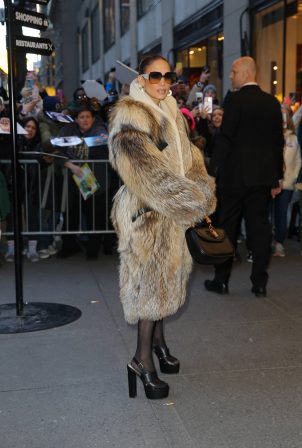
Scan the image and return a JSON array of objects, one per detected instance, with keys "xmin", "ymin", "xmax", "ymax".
[{"xmin": 206, "ymin": 57, "xmax": 284, "ymax": 297}]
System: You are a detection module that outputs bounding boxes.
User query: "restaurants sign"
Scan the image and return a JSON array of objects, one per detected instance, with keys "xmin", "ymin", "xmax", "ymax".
[{"xmin": 14, "ymin": 35, "xmax": 54, "ymax": 56}]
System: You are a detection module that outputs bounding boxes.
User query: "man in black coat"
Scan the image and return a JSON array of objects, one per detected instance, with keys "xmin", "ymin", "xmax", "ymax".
[{"xmin": 205, "ymin": 57, "xmax": 284, "ymax": 297}]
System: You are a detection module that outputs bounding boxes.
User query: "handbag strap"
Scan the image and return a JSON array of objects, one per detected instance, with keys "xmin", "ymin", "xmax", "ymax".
[
  {"xmin": 131, "ymin": 207, "xmax": 219, "ymax": 241},
  {"xmin": 203, "ymin": 216, "xmax": 219, "ymax": 239}
]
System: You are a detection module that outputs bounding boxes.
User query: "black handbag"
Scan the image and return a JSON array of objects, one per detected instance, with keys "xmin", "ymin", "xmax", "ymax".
[{"xmin": 185, "ymin": 216, "xmax": 235, "ymax": 264}]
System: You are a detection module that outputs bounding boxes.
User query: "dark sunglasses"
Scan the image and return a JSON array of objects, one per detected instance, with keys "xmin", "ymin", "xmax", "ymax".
[{"xmin": 142, "ymin": 71, "xmax": 177, "ymax": 85}]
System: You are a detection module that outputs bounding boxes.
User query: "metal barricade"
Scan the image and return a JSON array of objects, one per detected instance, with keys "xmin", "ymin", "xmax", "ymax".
[{"xmin": 0, "ymin": 158, "xmax": 121, "ymax": 237}]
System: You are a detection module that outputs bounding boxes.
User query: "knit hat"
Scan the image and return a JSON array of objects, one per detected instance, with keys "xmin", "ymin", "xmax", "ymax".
[
  {"xmin": 43, "ymin": 96, "xmax": 60, "ymax": 112},
  {"xmin": 203, "ymin": 84, "xmax": 217, "ymax": 95}
]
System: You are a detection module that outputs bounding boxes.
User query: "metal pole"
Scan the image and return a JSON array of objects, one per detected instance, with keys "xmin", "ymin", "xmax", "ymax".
[{"xmin": 4, "ymin": 0, "xmax": 24, "ymax": 316}]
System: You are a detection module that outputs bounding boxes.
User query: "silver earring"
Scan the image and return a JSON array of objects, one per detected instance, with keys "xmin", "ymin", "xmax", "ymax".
[
  {"xmin": 167, "ymin": 89, "xmax": 172, "ymax": 97},
  {"xmin": 139, "ymin": 85, "xmax": 145, "ymax": 92}
]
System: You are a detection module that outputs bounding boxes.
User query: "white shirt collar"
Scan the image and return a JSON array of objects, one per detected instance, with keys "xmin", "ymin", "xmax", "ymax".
[{"xmin": 242, "ymin": 82, "xmax": 258, "ymax": 87}]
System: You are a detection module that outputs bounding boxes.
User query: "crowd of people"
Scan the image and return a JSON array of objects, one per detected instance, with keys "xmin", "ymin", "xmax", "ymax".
[
  {"xmin": 0, "ymin": 60, "xmax": 302, "ymax": 267},
  {"xmin": 0, "ymin": 73, "xmax": 117, "ymax": 262}
]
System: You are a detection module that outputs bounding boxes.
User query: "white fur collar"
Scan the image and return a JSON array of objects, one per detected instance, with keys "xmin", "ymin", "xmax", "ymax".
[{"xmin": 130, "ymin": 79, "xmax": 184, "ymax": 175}]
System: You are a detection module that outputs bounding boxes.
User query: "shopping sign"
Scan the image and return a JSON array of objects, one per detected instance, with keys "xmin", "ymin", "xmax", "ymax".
[
  {"xmin": 14, "ymin": 35, "xmax": 54, "ymax": 56},
  {"xmin": 25, "ymin": 0, "xmax": 51, "ymax": 5},
  {"xmin": 14, "ymin": 7, "xmax": 49, "ymax": 31}
]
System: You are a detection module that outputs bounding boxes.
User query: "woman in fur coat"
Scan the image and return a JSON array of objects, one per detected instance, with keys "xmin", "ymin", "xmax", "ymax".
[{"xmin": 108, "ymin": 55, "xmax": 216, "ymax": 399}]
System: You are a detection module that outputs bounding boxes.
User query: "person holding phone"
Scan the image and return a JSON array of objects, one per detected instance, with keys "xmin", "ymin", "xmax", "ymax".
[
  {"xmin": 186, "ymin": 65, "xmax": 211, "ymax": 108},
  {"xmin": 196, "ymin": 105, "xmax": 224, "ymax": 163},
  {"xmin": 108, "ymin": 54, "xmax": 216, "ymax": 400},
  {"xmin": 273, "ymin": 105, "xmax": 301, "ymax": 257}
]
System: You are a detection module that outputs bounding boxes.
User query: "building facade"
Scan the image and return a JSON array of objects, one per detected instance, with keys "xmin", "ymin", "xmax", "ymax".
[{"xmin": 45, "ymin": 0, "xmax": 302, "ymax": 102}]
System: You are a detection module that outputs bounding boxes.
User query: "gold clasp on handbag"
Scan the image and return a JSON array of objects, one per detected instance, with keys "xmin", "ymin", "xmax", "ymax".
[{"xmin": 204, "ymin": 216, "xmax": 219, "ymax": 239}]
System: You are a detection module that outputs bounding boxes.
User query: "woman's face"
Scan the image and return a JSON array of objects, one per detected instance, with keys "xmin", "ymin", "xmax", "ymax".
[
  {"xmin": 76, "ymin": 111, "xmax": 95, "ymax": 132},
  {"xmin": 139, "ymin": 59, "xmax": 172, "ymax": 104},
  {"xmin": 24, "ymin": 120, "xmax": 37, "ymax": 140},
  {"xmin": 212, "ymin": 109, "xmax": 223, "ymax": 128},
  {"xmin": 204, "ymin": 89, "xmax": 216, "ymax": 99},
  {"xmin": 75, "ymin": 89, "xmax": 88, "ymax": 104},
  {"xmin": 177, "ymin": 98, "xmax": 185, "ymax": 109}
]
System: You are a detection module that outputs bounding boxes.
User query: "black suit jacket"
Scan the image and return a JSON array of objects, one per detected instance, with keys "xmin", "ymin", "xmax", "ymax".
[{"xmin": 209, "ymin": 85, "xmax": 284, "ymax": 188}]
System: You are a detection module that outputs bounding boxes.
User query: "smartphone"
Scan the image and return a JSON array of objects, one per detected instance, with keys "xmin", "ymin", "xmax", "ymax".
[
  {"xmin": 195, "ymin": 92, "xmax": 203, "ymax": 102},
  {"xmin": 26, "ymin": 79, "xmax": 35, "ymax": 89},
  {"xmin": 282, "ymin": 111, "xmax": 287, "ymax": 129},
  {"xmin": 203, "ymin": 96, "xmax": 213, "ymax": 114}
]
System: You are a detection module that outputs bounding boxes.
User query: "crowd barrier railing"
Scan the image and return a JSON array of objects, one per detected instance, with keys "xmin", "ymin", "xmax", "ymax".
[{"xmin": 0, "ymin": 158, "xmax": 121, "ymax": 237}]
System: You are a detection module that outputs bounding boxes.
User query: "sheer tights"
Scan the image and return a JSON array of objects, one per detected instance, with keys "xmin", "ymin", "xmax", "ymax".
[{"xmin": 134, "ymin": 319, "xmax": 167, "ymax": 372}]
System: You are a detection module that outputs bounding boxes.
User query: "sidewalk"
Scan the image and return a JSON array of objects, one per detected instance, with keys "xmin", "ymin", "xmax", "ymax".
[{"xmin": 0, "ymin": 240, "xmax": 302, "ymax": 448}]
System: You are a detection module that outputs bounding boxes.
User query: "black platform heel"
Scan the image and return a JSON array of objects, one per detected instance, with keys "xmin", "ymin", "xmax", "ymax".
[
  {"xmin": 153, "ymin": 346, "xmax": 180, "ymax": 374},
  {"xmin": 127, "ymin": 357, "xmax": 169, "ymax": 399}
]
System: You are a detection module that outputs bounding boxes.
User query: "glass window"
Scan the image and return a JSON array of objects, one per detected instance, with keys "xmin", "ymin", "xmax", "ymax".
[
  {"xmin": 103, "ymin": 0, "xmax": 115, "ymax": 51},
  {"xmin": 91, "ymin": 5, "xmax": 100, "ymax": 63},
  {"xmin": 81, "ymin": 22, "xmax": 89, "ymax": 72},
  {"xmin": 253, "ymin": 2, "xmax": 284, "ymax": 99},
  {"xmin": 174, "ymin": 35, "xmax": 223, "ymax": 100},
  {"xmin": 137, "ymin": 0, "xmax": 157, "ymax": 19},
  {"xmin": 120, "ymin": 0, "xmax": 130, "ymax": 36},
  {"xmin": 285, "ymin": 0, "xmax": 302, "ymax": 102}
]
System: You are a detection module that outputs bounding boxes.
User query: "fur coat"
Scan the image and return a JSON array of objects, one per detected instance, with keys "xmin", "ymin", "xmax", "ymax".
[{"xmin": 108, "ymin": 80, "xmax": 216, "ymax": 324}]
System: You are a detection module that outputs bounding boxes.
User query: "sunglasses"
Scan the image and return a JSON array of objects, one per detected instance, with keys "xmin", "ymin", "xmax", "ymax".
[{"xmin": 141, "ymin": 71, "xmax": 177, "ymax": 85}]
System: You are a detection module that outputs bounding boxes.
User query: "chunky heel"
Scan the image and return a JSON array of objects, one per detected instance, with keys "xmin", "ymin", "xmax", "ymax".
[
  {"xmin": 127, "ymin": 364, "xmax": 137, "ymax": 398},
  {"xmin": 127, "ymin": 358, "xmax": 169, "ymax": 400},
  {"xmin": 153, "ymin": 346, "xmax": 180, "ymax": 374}
]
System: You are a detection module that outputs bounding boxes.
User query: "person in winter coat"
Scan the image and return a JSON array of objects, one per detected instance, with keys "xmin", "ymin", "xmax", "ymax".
[
  {"xmin": 5, "ymin": 117, "xmax": 43, "ymax": 262},
  {"xmin": 295, "ymin": 112, "xmax": 302, "ymax": 255},
  {"xmin": 56, "ymin": 105, "xmax": 110, "ymax": 259},
  {"xmin": 108, "ymin": 55, "xmax": 216, "ymax": 400},
  {"xmin": 273, "ymin": 105, "xmax": 301, "ymax": 256}
]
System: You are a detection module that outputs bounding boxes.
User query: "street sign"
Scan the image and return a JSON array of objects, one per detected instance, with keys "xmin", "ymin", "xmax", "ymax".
[
  {"xmin": 25, "ymin": 0, "xmax": 51, "ymax": 5},
  {"xmin": 14, "ymin": 7, "xmax": 49, "ymax": 31},
  {"xmin": 14, "ymin": 35, "xmax": 54, "ymax": 56}
]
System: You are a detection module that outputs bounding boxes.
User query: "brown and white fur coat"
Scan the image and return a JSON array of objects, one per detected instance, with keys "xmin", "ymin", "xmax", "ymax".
[{"xmin": 108, "ymin": 80, "xmax": 216, "ymax": 324}]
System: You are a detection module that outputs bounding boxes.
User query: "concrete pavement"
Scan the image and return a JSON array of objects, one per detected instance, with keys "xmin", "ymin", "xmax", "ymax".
[{"xmin": 0, "ymin": 239, "xmax": 302, "ymax": 448}]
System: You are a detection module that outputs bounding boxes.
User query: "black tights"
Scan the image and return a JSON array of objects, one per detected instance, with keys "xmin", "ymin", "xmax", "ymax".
[{"xmin": 134, "ymin": 319, "xmax": 167, "ymax": 371}]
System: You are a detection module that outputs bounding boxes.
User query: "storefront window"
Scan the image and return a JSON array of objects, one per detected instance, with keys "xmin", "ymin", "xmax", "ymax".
[
  {"xmin": 253, "ymin": 1, "xmax": 284, "ymax": 99},
  {"xmin": 188, "ymin": 46, "xmax": 207, "ymax": 68},
  {"xmin": 253, "ymin": 0, "xmax": 302, "ymax": 101},
  {"xmin": 285, "ymin": 0, "xmax": 302, "ymax": 100},
  {"xmin": 175, "ymin": 34, "xmax": 223, "ymax": 101}
]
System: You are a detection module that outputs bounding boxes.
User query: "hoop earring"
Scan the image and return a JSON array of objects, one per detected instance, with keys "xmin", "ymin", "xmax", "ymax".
[{"xmin": 167, "ymin": 90, "xmax": 172, "ymax": 97}]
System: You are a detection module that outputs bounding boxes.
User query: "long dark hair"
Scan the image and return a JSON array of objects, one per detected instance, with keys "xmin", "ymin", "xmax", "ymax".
[
  {"xmin": 21, "ymin": 116, "xmax": 41, "ymax": 144},
  {"xmin": 138, "ymin": 54, "xmax": 171, "ymax": 74}
]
